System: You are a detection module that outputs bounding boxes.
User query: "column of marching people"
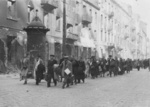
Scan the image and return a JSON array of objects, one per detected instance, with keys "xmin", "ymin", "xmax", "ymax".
[{"xmin": 20, "ymin": 54, "xmax": 139, "ymax": 89}]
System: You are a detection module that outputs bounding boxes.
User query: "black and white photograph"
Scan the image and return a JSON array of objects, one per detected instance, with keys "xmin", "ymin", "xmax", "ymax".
[{"xmin": 0, "ymin": 0, "xmax": 150, "ymax": 107}]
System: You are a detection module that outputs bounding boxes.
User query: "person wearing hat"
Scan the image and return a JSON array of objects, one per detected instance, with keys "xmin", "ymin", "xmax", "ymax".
[
  {"xmin": 107, "ymin": 55, "xmax": 115, "ymax": 77},
  {"xmin": 60, "ymin": 55, "xmax": 73, "ymax": 89},
  {"xmin": 77, "ymin": 57, "xmax": 85, "ymax": 83},
  {"xmin": 90, "ymin": 56, "xmax": 98, "ymax": 79},
  {"xmin": 35, "ymin": 60, "xmax": 45, "ymax": 85},
  {"xmin": 20, "ymin": 53, "xmax": 30, "ymax": 84},
  {"xmin": 47, "ymin": 55, "xmax": 57, "ymax": 87}
]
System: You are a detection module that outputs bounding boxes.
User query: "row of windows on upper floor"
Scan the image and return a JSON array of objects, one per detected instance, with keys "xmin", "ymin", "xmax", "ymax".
[
  {"xmin": 7, "ymin": 0, "xmax": 123, "ymax": 32},
  {"xmin": 7, "ymin": 0, "xmax": 119, "ymax": 23}
]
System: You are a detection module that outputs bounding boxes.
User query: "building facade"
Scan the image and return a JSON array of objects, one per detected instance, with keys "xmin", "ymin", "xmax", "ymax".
[{"xmin": 0, "ymin": 0, "xmax": 148, "ymax": 70}]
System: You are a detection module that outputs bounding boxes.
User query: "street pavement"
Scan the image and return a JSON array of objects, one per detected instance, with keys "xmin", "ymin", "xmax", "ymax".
[{"xmin": 0, "ymin": 69, "xmax": 150, "ymax": 107}]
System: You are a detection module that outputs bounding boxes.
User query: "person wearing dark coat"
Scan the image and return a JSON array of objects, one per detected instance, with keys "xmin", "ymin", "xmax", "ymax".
[
  {"xmin": 47, "ymin": 55, "xmax": 57, "ymax": 87},
  {"xmin": 72, "ymin": 58, "xmax": 79, "ymax": 84},
  {"xmin": 61, "ymin": 56, "xmax": 73, "ymax": 89},
  {"xmin": 114, "ymin": 57, "xmax": 119, "ymax": 76},
  {"xmin": 90, "ymin": 56, "xmax": 97, "ymax": 79},
  {"xmin": 108, "ymin": 55, "xmax": 115, "ymax": 77},
  {"xmin": 77, "ymin": 57, "xmax": 85, "ymax": 83},
  {"xmin": 36, "ymin": 60, "xmax": 45, "ymax": 85},
  {"xmin": 100, "ymin": 57, "xmax": 107, "ymax": 77}
]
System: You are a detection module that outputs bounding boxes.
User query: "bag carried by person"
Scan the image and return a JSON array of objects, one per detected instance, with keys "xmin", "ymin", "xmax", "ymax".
[{"xmin": 64, "ymin": 68, "xmax": 71, "ymax": 75}]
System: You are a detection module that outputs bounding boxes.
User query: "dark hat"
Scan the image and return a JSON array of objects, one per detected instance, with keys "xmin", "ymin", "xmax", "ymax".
[
  {"xmin": 50, "ymin": 55, "xmax": 55, "ymax": 57},
  {"xmin": 37, "ymin": 54, "xmax": 41, "ymax": 58},
  {"xmin": 109, "ymin": 55, "xmax": 112, "ymax": 57},
  {"xmin": 64, "ymin": 56, "xmax": 69, "ymax": 59}
]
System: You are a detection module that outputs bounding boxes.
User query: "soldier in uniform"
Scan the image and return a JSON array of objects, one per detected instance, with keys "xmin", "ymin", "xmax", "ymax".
[
  {"xmin": 20, "ymin": 54, "xmax": 30, "ymax": 84},
  {"xmin": 47, "ymin": 55, "xmax": 57, "ymax": 87}
]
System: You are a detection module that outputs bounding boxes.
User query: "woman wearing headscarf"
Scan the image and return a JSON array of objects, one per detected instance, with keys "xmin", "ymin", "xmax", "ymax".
[{"xmin": 36, "ymin": 60, "xmax": 45, "ymax": 85}]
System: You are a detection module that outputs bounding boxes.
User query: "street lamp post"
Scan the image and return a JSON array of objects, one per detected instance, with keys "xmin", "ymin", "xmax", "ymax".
[{"xmin": 62, "ymin": 0, "xmax": 66, "ymax": 57}]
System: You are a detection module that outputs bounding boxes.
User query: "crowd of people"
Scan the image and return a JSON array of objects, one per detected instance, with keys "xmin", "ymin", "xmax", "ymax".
[{"xmin": 20, "ymin": 53, "xmax": 150, "ymax": 89}]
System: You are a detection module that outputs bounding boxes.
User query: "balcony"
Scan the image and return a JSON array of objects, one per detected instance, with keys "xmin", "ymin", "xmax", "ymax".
[
  {"xmin": 107, "ymin": 43, "xmax": 115, "ymax": 50},
  {"xmin": 124, "ymin": 33, "xmax": 129, "ymax": 40},
  {"xmin": 74, "ymin": 14, "xmax": 81, "ymax": 25},
  {"xmin": 131, "ymin": 49, "xmax": 136, "ymax": 54},
  {"xmin": 41, "ymin": 0, "xmax": 58, "ymax": 12},
  {"xmin": 131, "ymin": 36, "xmax": 136, "ymax": 41},
  {"xmin": 108, "ymin": 25, "xmax": 113, "ymax": 32},
  {"xmin": 117, "ymin": 47, "xmax": 123, "ymax": 52},
  {"xmin": 67, "ymin": 17, "xmax": 74, "ymax": 28},
  {"xmin": 83, "ymin": 0, "xmax": 100, "ymax": 10},
  {"xmin": 82, "ymin": 13, "xmax": 92, "ymax": 24},
  {"xmin": 108, "ymin": 12, "xmax": 114, "ymax": 19},
  {"xmin": 66, "ymin": 32, "xmax": 78, "ymax": 41},
  {"xmin": 56, "ymin": 1, "xmax": 62, "ymax": 19},
  {"xmin": 131, "ymin": 27, "xmax": 136, "ymax": 32},
  {"xmin": 90, "ymin": 30, "xmax": 96, "ymax": 41}
]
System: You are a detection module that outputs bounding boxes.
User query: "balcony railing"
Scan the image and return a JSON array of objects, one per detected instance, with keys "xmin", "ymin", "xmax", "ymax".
[
  {"xmin": 108, "ymin": 12, "xmax": 114, "ymax": 19},
  {"xmin": 108, "ymin": 45, "xmax": 115, "ymax": 50},
  {"xmin": 67, "ymin": 17, "xmax": 74, "ymax": 28},
  {"xmin": 108, "ymin": 25, "xmax": 113, "ymax": 32},
  {"xmin": 56, "ymin": 1, "xmax": 62, "ymax": 18},
  {"xmin": 131, "ymin": 49, "xmax": 136, "ymax": 54},
  {"xmin": 66, "ymin": 32, "xmax": 78, "ymax": 41},
  {"xmin": 131, "ymin": 36, "xmax": 136, "ymax": 41},
  {"xmin": 82, "ymin": 13, "xmax": 92, "ymax": 24},
  {"xmin": 124, "ymin": 34, "xmax": 129, "ymax": 40},
  {"xmin": 41, "ymin": 0, "xmax": 58, "ymax": 12},
  {"xmin": 74, "ymin": 14, "xmax": 81, "ymax": 25}
]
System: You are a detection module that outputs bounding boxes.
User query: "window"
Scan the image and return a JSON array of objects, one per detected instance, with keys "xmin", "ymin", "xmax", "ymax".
[
  {"xmin": 56, "ymin": 18, "xmax": 61, "ymax": 31},
  {"xmin": 101, "ymin": 30, "xmax": 103, "ymax": 41},
  {"xmin": 44, "ymin": 13, "xmax": 48, "ymax": 28},
  {"xmin": 89, "ymin": 9, "xmax": 92, "ymax": 15},
  {"xmin": 105, "ymin": 17, "xmax": 107, "ymax": 29},
  {"xmin": 7, "ymin": 0, "xmax": 17, "ymax": 19},
  {"xmin": 74, "ymin": 24, "xmax": 78, "ymax": 34},
  {"xmin": 76, "ymin": 1, "xmax": 79, "ymax": 13},
  {"xmin": 95, "ymin": 12, "xmax": 97, "ymax": 25},
  {"xmin": 27, "ymin": 5, "xmax": 34, "ymax": 23},
  {"xmin": 101, "ymin": 15, "xmax": 103, "ymax": 28},
  {"xmin": 105, "ymin": 31, "xmax": 107, "ymax": 42}
]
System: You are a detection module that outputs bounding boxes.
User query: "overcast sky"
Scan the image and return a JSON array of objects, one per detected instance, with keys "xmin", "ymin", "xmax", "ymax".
[{"xmin": 119, "ymin": 0, "xmax": 150, "ymax": 38}]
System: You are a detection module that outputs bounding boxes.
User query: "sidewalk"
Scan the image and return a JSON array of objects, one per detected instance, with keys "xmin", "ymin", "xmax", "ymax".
[{"xmin": 0, "ymin": 73, "xmax": 20, "ymax": 79}]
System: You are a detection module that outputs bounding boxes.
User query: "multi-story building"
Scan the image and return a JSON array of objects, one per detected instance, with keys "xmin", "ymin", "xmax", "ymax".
[
  {"xmin": 98, "ymin": 0, "xmax": 133, "ymax": 59},
  {"xmin": 0, "ymin": 0, "xmax": 100, "ymax": 66},
  {"xmin": 138, "ymin": 21, "xmax": 147, "ymax": 59},
  {"xmin": 0, "ymin": 0, "xmax": 148, "ymax": 70}
]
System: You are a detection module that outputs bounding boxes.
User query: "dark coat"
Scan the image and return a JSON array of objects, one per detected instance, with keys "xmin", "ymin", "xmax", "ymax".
[
  {"xmin": 47, "ymin": 60, "xmax": 57, "ymax": 75},
  {"xmin": 100, "ymin": 59, "xmax": 107, "ymax": 72},
  {"xmin": 108, "ymin": 59, "xmax": 115, "ymax": 69},
  {"xmin": 90, "ymin": 61, "xmax": 97, "ymax": 77},
  {"xmin": 36, "ymin": 63, "xmax": 45, "ymax": 79},
  {"xmin": 77, "ymin": 60, "xmax": 85, "ymax": 79},
  {"xmin": 72, "ymin": 60, "xmax": 79, "ymax": 76}
]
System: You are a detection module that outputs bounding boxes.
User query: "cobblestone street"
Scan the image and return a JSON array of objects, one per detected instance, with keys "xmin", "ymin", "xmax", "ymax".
[{"xmin": 1, "ymin": 69, "xmax": 150, "ymax": 107}]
